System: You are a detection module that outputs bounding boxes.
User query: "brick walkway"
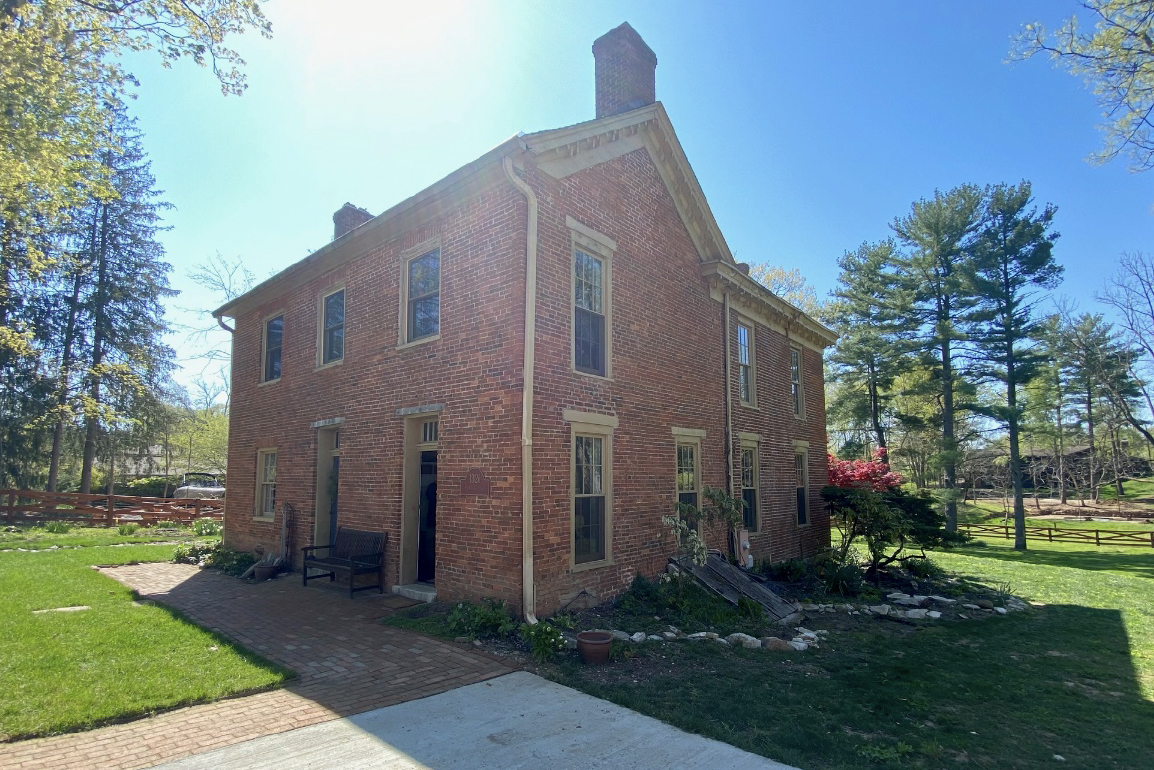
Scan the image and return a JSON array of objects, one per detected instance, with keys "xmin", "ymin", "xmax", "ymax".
[{"xmin": 0, "ymin": 564, "xmax": 510, "ymax": 770}]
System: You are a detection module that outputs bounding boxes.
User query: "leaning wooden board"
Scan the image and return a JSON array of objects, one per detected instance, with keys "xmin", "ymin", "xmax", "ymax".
[{"xmin": 672, "ymin": 553, "xmax": 797, "ymax": 620}]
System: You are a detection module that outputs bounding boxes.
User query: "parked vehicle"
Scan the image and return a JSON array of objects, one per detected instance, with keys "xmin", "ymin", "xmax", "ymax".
[{"xmin": 173, "ymin": 473, "xmax": 226, "ymax": 499}]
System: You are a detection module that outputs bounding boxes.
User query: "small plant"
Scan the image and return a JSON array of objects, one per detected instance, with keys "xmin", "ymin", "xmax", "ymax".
[
  {"xmin": 447, "ymin": 598, "xmax": 518, "ymax": 639},
  {"xmin": 737, "ymin": 596, "xmax": 764, "ymax": 623},
  {"xmin": 820, "ymin": 562, "xmax": 864, "ymax": 596},
  {"xmin": 903, "ymin": 556, "xmax": 944, "ymax": 580},
  {"xmin": 857, "ymin": 741, "xmax": 914, "ymax": 763},
  {"xmin": 150, "ymin": 520, "xmax": 185, "ymax": 530},
  {"xmin": 762, "ymin": 557, "xmax": 811, "ymax": 583},
  {"xmin": 173, "ymin": 541, "xmax": 219, "ymax": 565},
  {"xmin": 519, "ymin": 621, "xmax": 566, "ymax": 663},
  {"xmin": 172, "ymin": 541, "xmax": 255, "ymax": 576},
  {"xmin": 117, "ymin": 523, "xmax": 139, "ymax": 536},
  {"xmin": 43, "ymin": 521, "xmax": 70, "ymax": 534},
  {"xmin": 191, "ymin": 518, "xmax": 222, "ymax": 536}
]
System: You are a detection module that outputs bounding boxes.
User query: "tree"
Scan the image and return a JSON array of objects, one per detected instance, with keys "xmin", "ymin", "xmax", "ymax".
[
  {"xmin": 965, "ymin": 181, "xmax": 1061, "ymax": 550},
  {"xmin": 891, "ymin": 185, "xmax": 986, "ymax": 531},
  {"xmin": 1016, "ymin": 1, "xmax": 1154, "ymax": 171},
  {"xmin": 828, "ymin": 240, "xmax": 912, "ymax": 456},
  {"xmin": 1095, "ymin": 252, "xmax": 1154, "ymax": 449},
  {"xmin": 0, "ymin": 0, "xmax": 270, "ymax": 360},
  {"xmin": 747, "ymin": 264, "xmax": 826, "ymax": 319}
]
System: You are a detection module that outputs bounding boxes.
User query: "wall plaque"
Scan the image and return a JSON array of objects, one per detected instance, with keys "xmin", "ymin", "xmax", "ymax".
[{"xmin": 461, "ymin": 468, "xmax": 491, "ymax": 496}]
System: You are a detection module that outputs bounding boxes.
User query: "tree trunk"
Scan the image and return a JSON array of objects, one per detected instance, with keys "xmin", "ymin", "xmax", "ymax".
[
  {"xmin": 1007, "ymin": 358, "xmax": 1027, "ymax": 551},
  {"xmin": 47, "ymin": 269, "xmax": 84, "ymax": 492},
  {"xmin": 941, "ymin": 334, "xmax": 958, "ymax": 531},
  {"xmin": 80, "ymin": 199, "xmax": 110, "ymax": 493}
]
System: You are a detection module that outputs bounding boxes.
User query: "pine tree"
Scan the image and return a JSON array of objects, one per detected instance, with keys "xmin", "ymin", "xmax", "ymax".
[{"xmin": 965, "ymin": 181, "xmax": 1061, "ymax": 550}]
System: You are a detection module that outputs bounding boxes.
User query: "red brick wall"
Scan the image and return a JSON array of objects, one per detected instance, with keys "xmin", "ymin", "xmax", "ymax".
[{"xmin": 225, "ymin": 183, "xmax": 529, "ymax": 606}]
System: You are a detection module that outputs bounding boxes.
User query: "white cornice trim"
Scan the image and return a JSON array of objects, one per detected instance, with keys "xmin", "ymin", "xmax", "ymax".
[{"xmin": 701, "ymin": 261, "xmax": 837, "ymax": 351}]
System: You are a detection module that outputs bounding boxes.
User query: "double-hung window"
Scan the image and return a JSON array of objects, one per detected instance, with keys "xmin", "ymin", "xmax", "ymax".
[
  {"xmin": 795, "ymin": 450, "xmax": 809, "ymax": 526},
  {"xmin": 574, "ymin": 434, "xmax": 607, "ymax": 564},
  {"xmin": 676, "ymin": 442, "xmax": 700, "ymax": 511},
  {"xmin": 737, "ymin": 322, "xmax": 754, "ymax": 405},
  {"xmin": 790, "ymin": 347, "xmax": 803, "ymax": 417},
  {"xmin": 263, "ymin": 315, "xmax": 283, "ymax": 382},
  {"xmin": 574, "ymin": 249, "xmax": 606, "ymax": 376},
  {"xmin": 257, "ymin": 449, "xmax": 277, "ymax": 519},
  {"xmin": 741, "ymin": 443, "xmax": 759, "ymax": 531},
  {"xmin": 406, "ymin": 248, "xmax": 440, "ymax": 342},
  {"xmin": 321, "ymin": 289, "xmax": 344, "ymax": 365}
]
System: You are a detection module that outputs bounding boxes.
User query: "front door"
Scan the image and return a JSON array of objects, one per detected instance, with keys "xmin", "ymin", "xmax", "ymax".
[{"xmin": 417, "ymin": 450, "xmax": 437, "ymax": 583}]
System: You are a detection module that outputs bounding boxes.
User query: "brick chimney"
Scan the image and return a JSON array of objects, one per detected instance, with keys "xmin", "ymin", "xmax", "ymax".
[
  {"xmin": 593, "ymin": 22, "xmax": 657, "ymax": 119},
  {"xmin": 333, "ymin": 203, "xmax": 373, "ymax": 240}
]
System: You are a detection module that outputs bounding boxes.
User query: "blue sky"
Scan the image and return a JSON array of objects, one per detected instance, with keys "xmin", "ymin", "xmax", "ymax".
[{"xmin": 120, "ymin": 1, "xmax": 1152, "ymax": 393}]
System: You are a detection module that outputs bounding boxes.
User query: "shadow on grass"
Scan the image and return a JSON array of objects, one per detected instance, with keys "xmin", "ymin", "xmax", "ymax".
[
  {"xmin": 549, "ymin": 604, "xmax": 1154, "ymax": 770},
  {"xmin": 952, "ymin": 540, "xmax": 1154, "ymax": 579}
]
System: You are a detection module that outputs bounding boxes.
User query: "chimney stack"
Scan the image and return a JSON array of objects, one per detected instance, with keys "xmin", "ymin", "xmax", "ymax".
[
  {"xmin": 593, "ymin": 22, "xmax": 657, "ymax": 119},
  {"xmin": 333, "ymin": 203, "xmax": 373, "ymax": 240}
]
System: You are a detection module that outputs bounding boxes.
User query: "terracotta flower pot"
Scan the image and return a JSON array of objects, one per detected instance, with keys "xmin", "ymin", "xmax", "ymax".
[
  {"xmin": 253, "ymin": 564, "xmax": 277, "ymax": 581},
  {"xmin": 576, "ymin": 631, "xmax": 613, "ymax": 665}
]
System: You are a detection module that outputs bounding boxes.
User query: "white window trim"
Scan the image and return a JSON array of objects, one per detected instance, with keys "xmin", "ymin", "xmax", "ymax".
[
  {"xmin": 569, "ymin": 219, "xmax": 614, "ymax": 380},
  {"xmin": 259, "ymin": 310, "xmax": 285, "ymax": 386},
  {"xmin": 566, "ymin": 410, "xmax": 614, "ymax": 571},
  {"xmin": 736, "ymin": 318, "xmax": 757, "ymax": 408},
  {"xmin": 255, "ymin": 447, "xmax": 277, "ymax": 521},
  {"xmin": 740, "ymin": 439, "xmax": 760, "ymax": 533},
  {"xmin": 398, "ymin": 239, "xmax": 442, "ymax": 349},
  {"xmin": 316, "ymin": 284, "xmax": 346, "ymax": 370},
  {"xmin": 675, "ymin": 436, "xmax": 703, "ymax": 512}
]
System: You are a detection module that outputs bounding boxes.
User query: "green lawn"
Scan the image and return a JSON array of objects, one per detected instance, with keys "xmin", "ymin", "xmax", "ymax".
[
  {"xmin": 0, "ymin": 544, "xmax": 289, "ymax": 740},
  {"xmin": 535, "ymin": 537, "xmax": 1154, "ymax": 769},
  {"xmin": 0, "ymin": 522, "xmax": 210, "ymax": 550}
]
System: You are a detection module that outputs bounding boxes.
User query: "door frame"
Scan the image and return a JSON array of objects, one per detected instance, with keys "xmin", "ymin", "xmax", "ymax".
[{"xmin": 400, "ymin": 412, "xmax": 440, "ymax": 586}]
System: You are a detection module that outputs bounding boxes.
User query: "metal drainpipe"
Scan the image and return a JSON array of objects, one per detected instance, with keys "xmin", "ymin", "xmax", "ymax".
[
  {"xmin": 723, "ymin": 291, "xmax": 734, "ymax": 496},
  {"xmin": 502, "ymin": 153, "xmax": 539, "ymax": 624}
]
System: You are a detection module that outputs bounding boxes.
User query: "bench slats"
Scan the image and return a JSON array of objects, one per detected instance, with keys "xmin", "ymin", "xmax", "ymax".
[{"xmin": 302, "ymin": 527, "xmax": 387, "ymax": 597}]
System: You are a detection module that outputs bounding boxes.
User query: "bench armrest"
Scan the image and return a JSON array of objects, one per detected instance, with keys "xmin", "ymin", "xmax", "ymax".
[{"xmin": 302, "ymin": 544, "xmax": 332, "ymax": 557}]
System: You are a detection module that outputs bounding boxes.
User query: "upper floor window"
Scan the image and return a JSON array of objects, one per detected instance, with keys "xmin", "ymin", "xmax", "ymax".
[
  {"xmin": 263, "ymin": 315, "xmax": 283, "ymax": 382},
  {"xmin": 737, "ymin": 322, "xmax": 755, "ymax": 405},
  {"xmin": 790, "ymin": 347, "xmax": 803, "ymax": 417},
  {"xmin": 574, "ymin": 249, "xmax": 606, "ymax": 376},
  {"xmin": 406, "ymin": 248, "xmax": 440, "ymax": 342},
  {"xmin": 321, "ymin": 289, "xmax": 344, "ymax": 365}
]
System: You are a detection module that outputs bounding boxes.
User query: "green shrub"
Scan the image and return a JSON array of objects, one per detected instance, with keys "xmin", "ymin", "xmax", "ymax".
[
  {"xmin": 737, "ymin": 596, "xmax": 764, "ymax": 623},
  {"xmin": 761, "ymin": 557, "xmax": 811, "ymax": 583},
  {"xmin": 616, "ymin": 574, "xmax": 748, "ymax": 633},
  {"xmin": 903, "ymin": 556, "xmax": 945, "ymax": 579},
  {"xmin": 519, "ymin": 621, "xmax": 566, "ymax": 663},
  {"xmin": 117, "ymin": 524, "xmax": 139, "ymax": 536},
  {"xmin": 150, "ymin": 520, "xmax": 185, "ymax": 530},
  {"xmin": 173, "ymin": 541, "xmax": 218, "ymax": 565},
  {"xmin": 43, "ymin": 521, "xmax": 70, "ymax": 534},
  {"xmin": 171, "ymin": 540, "xmax": 254, "ymax": 576},
  {"xmin": 820, "ymin": 562, "xmax": 864, "ymax": 596},
  {"xmin": 447, "ymin": 598, "xmax": 518, "ymax": 639},
  {"xmin": 191, "ymin": 517, "xmax": 222, "ymax": 536},
  {"xmin": 120, "ymin": 476, "xmax": 174, "ymax": 497}
]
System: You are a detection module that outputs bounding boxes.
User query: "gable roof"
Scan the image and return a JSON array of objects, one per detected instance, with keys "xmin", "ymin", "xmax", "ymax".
[{"xmin": 213, "ymin": 103, "xmax": 836, "ymax": 348}]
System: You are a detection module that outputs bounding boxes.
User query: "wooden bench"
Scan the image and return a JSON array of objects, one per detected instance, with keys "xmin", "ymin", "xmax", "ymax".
[{"xmin": 301, "ymin": 527, "xmax": 387, "ymax": 597}]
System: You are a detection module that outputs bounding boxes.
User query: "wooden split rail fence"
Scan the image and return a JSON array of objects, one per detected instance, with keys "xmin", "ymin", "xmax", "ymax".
[
  {"xmin": 958, "ymin": 521, "xmax": 1154, "ymax": 548},
  {"xmin": 2, "ymin": 489, "xmax": 224, "ymax": 527}
]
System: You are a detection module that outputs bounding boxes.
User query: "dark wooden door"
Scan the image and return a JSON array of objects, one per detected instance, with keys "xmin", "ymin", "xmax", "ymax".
[{"xmin": 417, "ymin": 451, "xmax": 437, "ymax": 583}]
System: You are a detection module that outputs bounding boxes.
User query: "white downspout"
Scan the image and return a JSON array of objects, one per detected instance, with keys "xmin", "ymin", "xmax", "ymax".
[
  {"xmin": 723, "ymin": 291, "xmax": 734, "ymax": 496},
  {"xmin": 503, "ymin": 154, "xmax": 539, "ymax": 623}
]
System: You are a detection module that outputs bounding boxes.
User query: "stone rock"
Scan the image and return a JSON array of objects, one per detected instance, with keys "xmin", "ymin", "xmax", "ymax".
[
  {"xmin": 868, "ymin": 604, "xmax": 892, "ymax": 616},
  {"xmin": 893, "ymin": 595, "xmax": 928, "ymax": 607},
  {"xmin": 816, "ymin": 630, "xmax": 830, "ymax": 636},
  {"xmin": 775, "ymin": 611, "xmax": 805, "ymax": 627},
  {"xmin": 958, "ymin": 613, "xmax": 969, "ymax": 619},
  {"xmin": 994, "ymin": 607, "xmax": 1008, "ymax": 615},
  {"xmin": 661, "ymin": 631, "xmax": 678, "ymax": 641},
  {"xmin": 31, "ymin": 605, "xmax": 90, "ymax": 614},
  {"xmin": 962, "ymin": 603, "xmax": 981, "ymax": 610},
  {"xmin": 788, "ymin": 640, "xmax": 809, "ymax": 651},
  {"xmin": 761, "ymin": 636, "xmax": 794, "ymax": 652},
  {"xmin": 975, "ymin": 599, "xmax": 995, "ymax": 610},
  {"xmin": 887, "ymin": 592, "xmax": 910, "ymax": 600},
  {"xmin": 715, "ymin": 638, "xmax": 730, "ymax": 645},
  {"xmin": 647, "ymin": 634, "xmax": 664, "ymax": 642},
  {"xmin": 929, "ymin": 595, "xmax": 957, "ymax": 604},
  {"xmin": 800, "ymin": 602, "xmax": 818, "ymax": 611},
  {"xmin": 926, "ymin": 611, "xmax": 942, "ymax": 619},
  {"xmin": 726, "ymin": 632, "xmax": 760, "ymax": 648},
  {"xmin": 610, "ymin": 630, "xmax": 631, "ymax": 641},
  {"xmin": 1006, "ymin": 598, "xmax": 1029, "ymax": 611},
  {"xmin": 667, "ymin": 625, "xmax": 681, "ymax": 634},
  {"xmin": 687, "ymin": 631, "xmax": 718, "ymax": 640},
  {"xmin": 630, "ymin": 632, "xmax": 647, "ymax": 643},
  {"xmin": 904, "ymin": 609, "xmax": 929, "ymax": 620}
]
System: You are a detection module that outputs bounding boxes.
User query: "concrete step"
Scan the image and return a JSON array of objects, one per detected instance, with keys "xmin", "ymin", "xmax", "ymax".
[{"xmin": 393, "ymin": 583, "xmax": 436, "ymax": 603}]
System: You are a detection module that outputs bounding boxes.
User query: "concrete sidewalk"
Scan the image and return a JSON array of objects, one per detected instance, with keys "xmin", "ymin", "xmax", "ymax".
[{"xmin": 153, "ymin": 671, "xmax": 802, "ymax": 770}]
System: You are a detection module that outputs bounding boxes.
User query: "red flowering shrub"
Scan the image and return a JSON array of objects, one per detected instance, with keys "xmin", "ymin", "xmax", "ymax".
[{"xmin": 828, "ymin": 448, "xmax": 902, "ymax": 491}]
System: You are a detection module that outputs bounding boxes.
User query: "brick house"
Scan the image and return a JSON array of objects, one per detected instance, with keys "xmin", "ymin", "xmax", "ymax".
[{"xmin": 214, "ymin": 23, "xmax": 835, "ymax": 617}]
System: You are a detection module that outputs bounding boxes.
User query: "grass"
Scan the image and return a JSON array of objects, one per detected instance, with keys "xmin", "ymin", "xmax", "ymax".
[
  {"xmin": 1097, "ymin": 477, "xmax": 1154, "ymax": 502},
  {"xmin": 517, "ymin": 538, "xmax": 1154, "ymax": 769},
  {"xmin": 0, "ymin": 522, "xmax": 210, "ymax": 550},
  {"xmin": 0, "ymin": 544, "xmax": 289, "ymax": 740}
]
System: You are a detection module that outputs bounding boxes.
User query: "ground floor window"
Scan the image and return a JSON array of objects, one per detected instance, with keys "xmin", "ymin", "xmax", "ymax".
[
  {"xmin": 795, "ymin": 451, "xmax": 808, "ymax": 526},
  {"xmin": 741, "ymin": 444, "xmax": 758, "ymax": 531},
  {"xmin": 257, "ymin": 449, "xmax": 277, "ymax": 518},
  {"xmin": 574, "ymin": 434, "xmax": 607, "ymax": 564}
]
